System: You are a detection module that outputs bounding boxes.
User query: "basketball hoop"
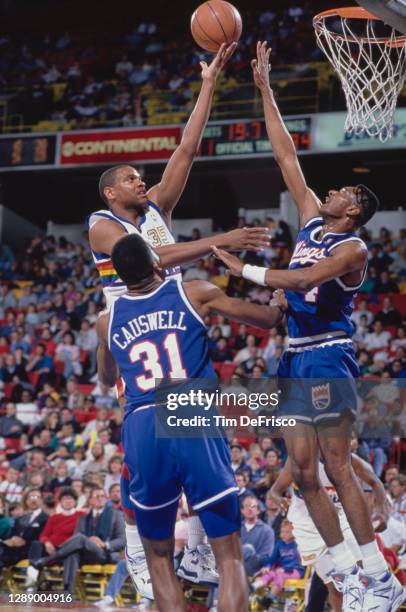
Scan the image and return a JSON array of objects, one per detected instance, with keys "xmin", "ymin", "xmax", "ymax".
[{"xmin": 313, "ymin": 6, "xmax": 406, "ymax": 141}]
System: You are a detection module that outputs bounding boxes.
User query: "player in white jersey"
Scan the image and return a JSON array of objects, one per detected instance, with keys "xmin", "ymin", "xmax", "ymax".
[
  {"xmin": 270, "ymin": 455, "xmax": 389, "ymax": 611},
  {"xmin": 87, "ymin": 45, "xmax": 271, "ymax": 601}
]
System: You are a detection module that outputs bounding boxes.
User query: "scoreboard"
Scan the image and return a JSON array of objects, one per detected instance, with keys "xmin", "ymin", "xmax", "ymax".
[
  {"xmin": 0, "ymin": 116, "xmax": 313, "ymax": 170},
  {"xmin": 200, "ymin": 117, "xmax": 312, "ymax": 158},
  {"xmin": 0, "ymin": 135, "xmax": 56, "ymax": 168}
]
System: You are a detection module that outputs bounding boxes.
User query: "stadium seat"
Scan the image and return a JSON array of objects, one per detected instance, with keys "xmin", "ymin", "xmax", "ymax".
[
  {"xmin": 78, "ymin": 564, "xmax": 117, "ymax": 602},
  {"xmin": 3, "ymin": 559, "xmax": 29, "ymax": 594}
]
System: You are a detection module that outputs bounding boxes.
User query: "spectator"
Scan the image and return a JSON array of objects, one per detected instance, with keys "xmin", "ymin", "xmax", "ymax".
[
  {"xmin": 262, "ymin": 490, "xmax": 285, "ymax": 539},
  {"xmin": 211, "ymin": 338, "xmax": 233, "ymax": 363},
  {"xmin": 0, "ymin": 488, "xmax": 47, "ymax": 572},
  {"xmin": 66, "ymin": 378, "xmax": 85, "ymax": 410},
  {"xmin": 252, "ymin": 520, "xmax": 304, "ymax": 598},
  {"xmin": 233, "ymin": 334, "xmax": 262, "ymax": 365},
  {"xmin": 230, "ymin": 444, "xmax": 251, "ymax": 477},
  {"xmin": 183, "ymin": 259, "xmax": 210, "ymax": 281},
  {"xmin": 16, "ymin": 390, "xmax": 40, "ymax": 427},
  {"xmin": 360, "ymin": 407, "xmax": 392, "ymax": 477},
  {"xmin": 384, "ymin": 465, "xmax": 400, "ymax": 489},
  {"xmin": 82, "ymin": 442, "xmax": 107, "ymax": 481},
  {"xmin": 352, "ymin": 299, "xmax": 374, "ymax": 326},
  {"xmin": 104, "ymin": 455, "xmax": 122, "ymax": 495},
  {"xmin": 0, "ymin": 495, "xmax": 13, "ymax": 539},
  {"xmin": 32, "ymin": 487, "xmax": 125, "ymax": 593},
  {"xmin": 0, "ymin": 402, "xmax": 24, "ymax": 437},
  {"xmin": 236, "ymin": 470, "xmax": 256, "ymax": 504},
  {"xmin": 374, "ymin": 297, "xmax": 402, "ymax": 327},
  {"xmin": 26, "ymin": 343, "xmax": 54, "ymax": 386},
  {"xmin": 241, "ymin": 495, "xmax": 275, "ymax": 576},
  {"xmin": 55, "ymin": 332, "xmax": 82, "ymax": 379},
  {"xmin": 48, "ymin": 460, "xmax": 72, "ymax": 495},
  {"xmin": 364, "ymin": 321, "xmax": 392, "ymax": 352},
  {"xmin": 115, "ymin": 54, "xmax": 133, "ymax": 78},
  {"xmin": 0, "ymin": 466, "xmax": 23, "ymax": 503},
  {"xmin": 375, "ymin": 271, "xmax": 399, "ymax": 294},
  {"xmin": 92, "ymin": 383, "xmax": 117, "ymax": 410},
  {"xmin": 389, "ymin": 476, "xmax": 406, "ymax": 524},
  {"xmin": 26, "ymin": 486, "xmax": 82, "ymax": 586},
  {"xmin": 107, "ymin": 483, "xmax": 121, "ymax": 510}
]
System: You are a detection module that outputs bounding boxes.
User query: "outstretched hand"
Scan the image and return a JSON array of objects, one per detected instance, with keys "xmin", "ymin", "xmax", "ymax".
[
  {"xmin": 251, "ymin": 40, "xmax": 272, "ymax": 92},
  {"xmin": 212, "ymin": 246, "xmax": 244, "ymax": 277},
  {"xmin": 200, "ymin": 42, "xmax": 237, "ymax": 83}
]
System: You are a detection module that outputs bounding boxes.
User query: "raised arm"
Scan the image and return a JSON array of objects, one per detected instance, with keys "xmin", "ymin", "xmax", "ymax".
[
  {"xmin": 185, "ymin": 281, "xmax": 287, "ymax": 329},
  {"xmin": 147, "ymin": 43, "xmax": 236, "ymax": 217},
  {"xmin": 213, "ymin": 242, "xmax": 367, "ymax": 292},
  {"xmin": 95, "ymin": 313, "xmax": 119, "ymax": 387},
  {"xmin": 252, "ymin": 41, "xmax": 321, "ymax": 228}
]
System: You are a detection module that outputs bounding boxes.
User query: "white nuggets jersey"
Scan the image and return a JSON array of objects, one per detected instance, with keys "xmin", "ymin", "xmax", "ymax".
[{"xmin": 87, "ymin": 201, "xmax": 181, "ymax": 307}]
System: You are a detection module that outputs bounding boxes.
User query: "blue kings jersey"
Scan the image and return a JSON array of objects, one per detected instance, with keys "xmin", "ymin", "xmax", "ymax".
[
  {"xmin": 286, "ymin": 216, "xmax": 367, "ymax": 352},
  {"xmin": 87, "ymin": 201, "xmax": 181, "ymax": 307},
  {"xmin": 108, "ymin": 278, "xmax": 216, "ymax": 413}
]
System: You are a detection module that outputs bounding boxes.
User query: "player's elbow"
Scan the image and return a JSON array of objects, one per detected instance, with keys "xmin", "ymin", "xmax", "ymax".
[
  {"xmin": 296, "ymin": 277, "xmax": 314, "ymax": 292},
  {"xmin": 178, "ymin": 141, "xmax": 199, "ymax": 159},
  {"xmin": 100, "ymin": 373, "xmax": 116, "ymax": 388}
]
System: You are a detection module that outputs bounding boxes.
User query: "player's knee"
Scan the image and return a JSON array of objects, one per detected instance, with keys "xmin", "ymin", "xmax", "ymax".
[
  {"xmin": 142, "ymin": 537, "xmax": 173, "ymax": 561},
  {"xmin": 291, "ymin": 462, "xmax": 320, "ymax": 496},
  {"xmin": 323, "ymin": 456, "xmax": 352, "ymax": 487}
]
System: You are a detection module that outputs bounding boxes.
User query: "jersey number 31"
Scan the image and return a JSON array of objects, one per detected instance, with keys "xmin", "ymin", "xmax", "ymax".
[{"xmin": 129, "ymin": 333, "xmax": 187, "ymax": 391}]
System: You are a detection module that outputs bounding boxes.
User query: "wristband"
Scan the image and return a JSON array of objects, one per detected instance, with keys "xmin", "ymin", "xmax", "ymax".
[{"xmin": 242, "ymin": 264, "xmax": 267, "ymax": 286}]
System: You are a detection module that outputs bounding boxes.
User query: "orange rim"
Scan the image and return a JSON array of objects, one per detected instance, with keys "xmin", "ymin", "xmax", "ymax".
[
  {"xmin": 313, "ymin": 7, "xmax": 380, "ymax": 22},
  {"xmin": 313, "ymin": 6, "xmax": 406, "ymax": 47}
]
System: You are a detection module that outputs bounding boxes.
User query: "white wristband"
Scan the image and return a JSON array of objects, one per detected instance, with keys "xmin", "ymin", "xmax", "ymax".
[{"xmin": 242, "ymin": 264, "xmax": 267, "ymax": 286}]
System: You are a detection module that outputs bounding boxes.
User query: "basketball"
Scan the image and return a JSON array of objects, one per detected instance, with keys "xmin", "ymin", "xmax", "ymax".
[{"xmin": 191, "ymin": 0, "xmax": 242, "ymax": 52}]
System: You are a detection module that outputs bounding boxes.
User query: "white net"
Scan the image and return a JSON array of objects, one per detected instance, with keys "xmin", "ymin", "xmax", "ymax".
[{"xmin": 314, "ymin": 10, "xmax": 406, "ymax": 141}]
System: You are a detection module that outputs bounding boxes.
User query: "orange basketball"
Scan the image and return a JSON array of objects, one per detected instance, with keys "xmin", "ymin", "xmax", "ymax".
[{"xmin": 191, "ymin": 0, "xmax": 242, "ymax": 52}]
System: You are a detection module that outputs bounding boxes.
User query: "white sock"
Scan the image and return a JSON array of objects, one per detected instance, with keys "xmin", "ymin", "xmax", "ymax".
[
  {"xmin": 27, "ymin": 565, "xmax": 39, "ymax": 582},
  {"xmin": 359, "ymin": 541, "xmax": 388, "ymax": 579},
  {"xmin": 329, "ymin": 541, "xmax": 357, "ymax": 574},
  {"xmin": 187, "ymin": 515, "xmax": 206, "ymax": 550},
  {"xmin": 125, "ymin": 524, "xmax": 144, "ymax": 557}
]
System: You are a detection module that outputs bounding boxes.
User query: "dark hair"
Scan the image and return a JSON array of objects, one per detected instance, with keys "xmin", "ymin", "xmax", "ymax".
[
  {"xmin": 111, "ymin": 234, "xmax": 154, "ymax": 286},
  {"xmin": 59, "ymin": 486, "xmax": 78, "ymax": 502},
  {"xmin": 355, "ymin": 185, "xmax": 380, "ymax": 227},
  {"xmin": 98, "ymin": 164, "xmax": 132, "ymax": 204}
]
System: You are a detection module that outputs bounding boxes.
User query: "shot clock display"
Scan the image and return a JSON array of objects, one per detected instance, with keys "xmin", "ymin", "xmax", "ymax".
[{"xmin": 200, "ymin": 117, "xmax": 312, "ymax": 158}]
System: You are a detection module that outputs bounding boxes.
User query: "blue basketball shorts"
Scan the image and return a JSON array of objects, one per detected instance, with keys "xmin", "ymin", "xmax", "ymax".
[
  {"xmin": 277, "ymin": 343, "xmax": 359, "ymax": 426},
  {"xmin": 121, "ymin": 405, "xmax": 240, "ymax": 540}
]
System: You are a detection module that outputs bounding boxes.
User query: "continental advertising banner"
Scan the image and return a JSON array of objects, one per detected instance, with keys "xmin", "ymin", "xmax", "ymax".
[{"xmin": 59, "ymin": 127, "xmax": 182, "ymax": 166}]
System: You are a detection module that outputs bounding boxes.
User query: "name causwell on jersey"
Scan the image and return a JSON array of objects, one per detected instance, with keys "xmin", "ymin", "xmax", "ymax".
[
  {"xmin": 112, "ymin": 310, "xmax": 187, "ymax": 349},
  {"xmin": 290, "ymin": 240, "xmax": 325, "ymax": 266}
]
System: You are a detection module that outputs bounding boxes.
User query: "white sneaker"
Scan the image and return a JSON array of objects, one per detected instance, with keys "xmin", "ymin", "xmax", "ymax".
[
  {"xmin": 125, "ymin": 547, "xmax": 154, "ymax": 600},
  {"xmin": 177, "ymin": 544, "xmax": 219, "ymax": 586},
  {"xmin": 332, "ymin": 567, "xmax": 366, "ymax": 611},
  {"xmin": 362, "ymin": 571, "xmax": 406, "ymax": 611},
  {"xmin": 26, "ymin": 565, "xmax": 39, "ymax": 587},
  {"xmin": 94, "ymin": 595, "xmax": 114, "ymax": 608}
]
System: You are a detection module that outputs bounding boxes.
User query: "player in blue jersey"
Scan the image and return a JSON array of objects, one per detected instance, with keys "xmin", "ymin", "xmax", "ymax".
[
  {"xmin": 212, "ymin": 42, "xmax": 405, "ymax": 612},
  {"xmin": 95, "ymin": 233, "xmax": 287, "ymax": 612},
  {"xmin": 87, "ymin": 44, "xmax": 271, "ymax": 599}
]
